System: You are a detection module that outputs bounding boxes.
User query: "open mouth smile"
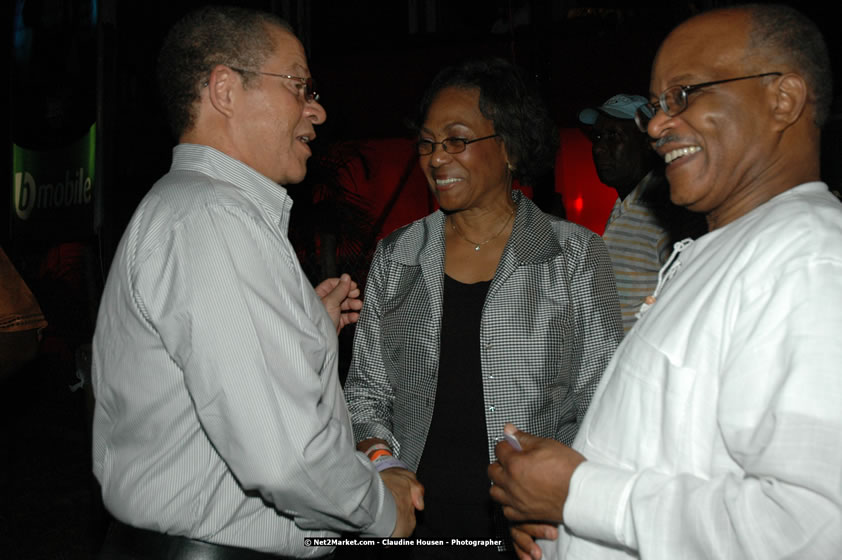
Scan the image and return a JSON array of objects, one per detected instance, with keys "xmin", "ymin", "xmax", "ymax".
[{"xmin": 664, "ymin": 146, "xmax": 701, "ymax": 164}]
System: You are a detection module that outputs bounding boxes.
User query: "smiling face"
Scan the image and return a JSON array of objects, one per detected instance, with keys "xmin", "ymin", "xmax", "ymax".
[
  {"xmin": 231, "ymin": 25, "xmax": 326, "ymax": 184},
  {"xmin": 647, "ymin": 10, "xmax": 779, "ymax": 224},
  {"xmin": 419, "ymin": 87, "xmax": 510, "ymax": 212}
]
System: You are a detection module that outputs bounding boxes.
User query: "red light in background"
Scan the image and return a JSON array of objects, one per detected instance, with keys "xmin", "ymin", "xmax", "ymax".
[{"xmin": 555, "ymin": 128, "xmax": 617, "ymax": 235}]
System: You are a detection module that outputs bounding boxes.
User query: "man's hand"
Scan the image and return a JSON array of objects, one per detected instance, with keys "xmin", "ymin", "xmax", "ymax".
[
  {"xmin": 511, "ymin": 523, "xmax": 558, "ymax": 560},
  {"xmin": 488, "ymin": 424, "xmax": 585, "ymax": 556},
  {"xmin": 315, "ymin": 274, "xmax": 363, "ymax": 334},
  {"xmin": 380, "ymin": 467, "xmax": 424, "ymax": 537}
]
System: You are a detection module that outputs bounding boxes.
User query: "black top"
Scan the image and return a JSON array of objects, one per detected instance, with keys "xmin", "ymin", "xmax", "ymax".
[{"xmin": 410, "ymin": 275, "xmax": 510, "ymax": 559}]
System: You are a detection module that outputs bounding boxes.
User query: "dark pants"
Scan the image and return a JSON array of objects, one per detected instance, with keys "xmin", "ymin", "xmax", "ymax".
[{"xmin": 98, "ymin": 521, "xmax": 333, "ymax": 560}]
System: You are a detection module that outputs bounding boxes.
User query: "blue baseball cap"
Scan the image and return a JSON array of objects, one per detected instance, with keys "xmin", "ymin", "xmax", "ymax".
[{"xmin": 579, "ymin": 94, "xmax": 649, "ymax": 124}]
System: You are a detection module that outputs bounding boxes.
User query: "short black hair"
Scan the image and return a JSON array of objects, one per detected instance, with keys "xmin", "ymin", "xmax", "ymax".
[
  {"xmin": 416, "ymin": 58, "xmax": 559, "ymax": 188},
  {"xmin": 744, "ymin": 4, "xmax": 832, "ymax": 127},
  {"xmin": 157, "ymin": 6, "xmax": 293, "ymax": 138}
]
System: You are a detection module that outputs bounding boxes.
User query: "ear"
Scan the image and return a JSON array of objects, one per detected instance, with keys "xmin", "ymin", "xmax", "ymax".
[
  {"xmin": 206, "ymin": 64, "xmax": 239, "ymax": 119},
  {"xmin": 501, "ymin": 142, "xmax": 517, "ymax": 174},
  {"xmin": 769, "ymin": 73, "xmax": 808, "ymax": 131}
]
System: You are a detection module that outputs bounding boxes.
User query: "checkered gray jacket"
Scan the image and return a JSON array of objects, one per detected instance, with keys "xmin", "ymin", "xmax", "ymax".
[{"xmin": 345, "ymin": 191, "xmax": 622, "ymax": 470}]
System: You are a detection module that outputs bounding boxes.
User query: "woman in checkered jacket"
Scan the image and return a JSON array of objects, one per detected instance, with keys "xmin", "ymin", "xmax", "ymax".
[{"xmin": 344, "ymin": 58, "xmax": 623, "ymax": 558}]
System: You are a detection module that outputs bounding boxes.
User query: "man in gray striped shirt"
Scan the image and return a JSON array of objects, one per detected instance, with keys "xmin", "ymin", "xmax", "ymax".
[
  {"xmin": 91, "ymin": 7, "xmax": 421, "ymax": 559},
  {"xmin": 580, "ymin": 95, "xmax": 704, "ymax": 332}
]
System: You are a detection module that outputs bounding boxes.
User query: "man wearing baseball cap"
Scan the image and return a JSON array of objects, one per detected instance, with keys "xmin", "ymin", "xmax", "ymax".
[{"xmin": 579, "ymin": 94, "xmax": 703, "ymax": 332}]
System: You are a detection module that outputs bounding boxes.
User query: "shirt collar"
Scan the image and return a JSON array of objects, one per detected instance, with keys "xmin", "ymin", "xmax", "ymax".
[{"xmin": 171, "ymin": 144, "xmax": 293, "ymax": 232}]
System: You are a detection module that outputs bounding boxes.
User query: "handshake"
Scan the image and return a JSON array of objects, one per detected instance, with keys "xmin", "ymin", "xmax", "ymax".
[
  {"xmin": 381, "ymin": 466, "xmax": 425, "ymax": 537},
  {"xmin": 361, "ymin": 439, "xmax": 425, "ymax": 537}
]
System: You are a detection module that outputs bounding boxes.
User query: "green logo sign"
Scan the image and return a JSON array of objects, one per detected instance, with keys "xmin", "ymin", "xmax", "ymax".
[{"xmin": 11, "ymin": 123, "xmax": 96, "ymax": 239}]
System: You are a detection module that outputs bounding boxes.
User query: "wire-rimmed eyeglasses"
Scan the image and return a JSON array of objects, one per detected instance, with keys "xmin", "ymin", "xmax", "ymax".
[
  {"xmin": 416, "ymin": 134, "xmax": 499, "ymax": 156},
  {"xmin": 634, "ymin": 72, "xmax": 782, "ymax": 132},
  {"xmin": 228, "ymin": 65, "xmax": 320, "ymax": 103}
]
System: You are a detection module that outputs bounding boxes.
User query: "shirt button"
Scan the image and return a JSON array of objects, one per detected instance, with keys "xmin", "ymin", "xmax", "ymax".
[{"xmin": 488, "ymin": 405, "xmax": 496, "ymax": 412}]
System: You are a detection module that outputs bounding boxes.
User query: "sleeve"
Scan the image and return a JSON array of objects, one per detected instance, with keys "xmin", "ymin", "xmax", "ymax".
[
  {"xmin": 655, "ymin": 228, "xmax": 674, "ymax": 265},
  {"xmin": 343, "ymin": 241, "xmax": 402, "ymax": 454},
  {"xmin": 564, "ymin": 257, "xmax": 842, "ymax": 558},
  {"xmin": 564, "ymin": 232, "xmax": 623, "ymax": 433},
  {"xmin": 138, "ymin": 205, "xmax": 396, "ymax": 537}
]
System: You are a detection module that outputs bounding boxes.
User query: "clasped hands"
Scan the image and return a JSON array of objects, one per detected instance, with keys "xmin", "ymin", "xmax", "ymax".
[{"xmin": 488, "ymin": 424, "xmax": 586, "ymax": 560}]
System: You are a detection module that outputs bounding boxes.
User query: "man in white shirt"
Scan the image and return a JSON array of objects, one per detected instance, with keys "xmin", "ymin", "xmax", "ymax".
[
  {"xmin": 489, "ymin": 5, "xmax": 841, "ymax": 560},
  {"xmin": 92, "ymin": 7, "xmax": 421, "ymax": 559}
]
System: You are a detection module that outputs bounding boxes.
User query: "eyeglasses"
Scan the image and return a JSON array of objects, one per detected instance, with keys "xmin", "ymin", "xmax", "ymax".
[
  {"xmin": 416, "ymin": 134, "xmax": 499, "ymax": 156},
  {"xmin": 634, "ymin": 72, "xmax": 782, "ymax": 132},
  {"xmin": 228, "ymin": 65, "xmax": 320, "ymax": 103}
]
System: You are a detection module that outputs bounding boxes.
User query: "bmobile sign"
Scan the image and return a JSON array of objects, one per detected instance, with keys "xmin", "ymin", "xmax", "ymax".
[{"xmin": 11, "ymin": 124, "xmax": 96, "ymax": 240}]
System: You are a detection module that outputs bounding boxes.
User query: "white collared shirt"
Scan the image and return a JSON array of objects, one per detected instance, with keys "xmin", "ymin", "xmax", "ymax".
[{"xmin": 546, "ymin": 182, "xmax": 842, "ymax": 559}]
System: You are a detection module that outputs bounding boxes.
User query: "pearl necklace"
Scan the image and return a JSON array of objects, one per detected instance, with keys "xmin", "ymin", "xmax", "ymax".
[{"xmin": 449, "ymin": 209, "xmax": 515, "ymax": 251}]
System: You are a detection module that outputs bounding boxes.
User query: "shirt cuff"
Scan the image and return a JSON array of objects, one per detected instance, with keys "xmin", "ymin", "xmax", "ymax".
[
  {"xmin": 563, "ymin": 461, "xmax": 637, "ymax": 549},
  {"xmin": 360, "ymin": 471, "xmax": 397, "ymax": 538}
]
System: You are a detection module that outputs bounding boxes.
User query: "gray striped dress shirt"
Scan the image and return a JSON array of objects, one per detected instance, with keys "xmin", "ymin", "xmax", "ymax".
[{"xmin": 92, "ymin": 144, "xmax": 394, "ymax": 557}]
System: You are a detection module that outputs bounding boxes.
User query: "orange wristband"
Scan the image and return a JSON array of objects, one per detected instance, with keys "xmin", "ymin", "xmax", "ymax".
[{"xmin": 368, "ymin": 449, "xmax": 393, "ymax": 462}]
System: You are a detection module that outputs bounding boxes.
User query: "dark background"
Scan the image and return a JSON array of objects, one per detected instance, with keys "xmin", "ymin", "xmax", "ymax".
[{"xmin": 3, "ymin": 1, "xmax": 841, "ymax": 558}]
